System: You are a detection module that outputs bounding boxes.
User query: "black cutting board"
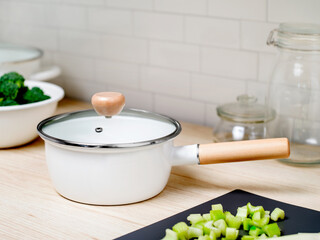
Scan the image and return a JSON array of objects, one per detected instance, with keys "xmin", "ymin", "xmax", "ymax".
[{"xmin": 115, "ymin": 189, "xmax": 320, "ymax": 240}]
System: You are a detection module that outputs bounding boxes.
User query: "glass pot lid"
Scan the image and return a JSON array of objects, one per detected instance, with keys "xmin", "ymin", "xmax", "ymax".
[
  {"xmin": 217, "ymin": 94, "xmax": 275, "ymax": 123},
  {"xmin": 267, "ymin": 23, "xmax": 320, "ymax": 51},
  {"xmin": 37, "ymin": 108, "xmax": 181, "ymax": 148}
]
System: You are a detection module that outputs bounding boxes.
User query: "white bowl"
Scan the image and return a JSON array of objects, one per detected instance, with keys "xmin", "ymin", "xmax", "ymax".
[{"xmin": 0, "ymin": 80, "xmax": 64, "ymax": 148}]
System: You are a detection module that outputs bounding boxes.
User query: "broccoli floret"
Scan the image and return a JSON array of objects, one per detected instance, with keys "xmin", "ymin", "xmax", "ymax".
[
  {"xmin": 0, "ymin": 72, "xmax": 25, "ymax": 100},
  {"xmin": 0, "ymin": 81, "xmax": 20, "ymax": 100},
  {"xmin": 23, "ymin": 87, "xmax": 50, "ymax": 103},
  {"xmin": 0, "ymin": 99, "xmax": 19, "ymax": 106},
  {"xmin": 0, "ymin": 72, "xmax": 50, "ymax": 106}
]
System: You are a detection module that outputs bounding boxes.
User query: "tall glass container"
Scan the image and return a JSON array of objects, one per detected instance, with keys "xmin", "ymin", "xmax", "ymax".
[{"xmin": 266, "ymin": 23, "xmax": 320, "ymax": 165}]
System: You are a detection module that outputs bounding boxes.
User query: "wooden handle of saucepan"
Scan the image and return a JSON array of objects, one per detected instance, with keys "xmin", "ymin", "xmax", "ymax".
[
  {"xmin": 91, "ymin": 92, "xmax": 125, "ymax": 117},
  {"xmin": 199, "ymin": 138, "xmax": 290, "ymax": 164}
]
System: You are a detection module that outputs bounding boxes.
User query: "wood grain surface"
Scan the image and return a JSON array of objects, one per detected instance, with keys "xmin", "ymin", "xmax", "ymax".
[{"xmin": 0, "ymin": 98, "xmax": 319, "ymax": 240}]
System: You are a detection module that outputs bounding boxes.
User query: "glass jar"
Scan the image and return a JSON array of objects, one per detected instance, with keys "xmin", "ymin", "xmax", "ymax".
[
  {"xmin": 266, "ymin": 23, "xmax": 320, "ymax": 165},
  {"xmin": 213, "ymin": 94, "xmax": 275, "ymax": 142}
]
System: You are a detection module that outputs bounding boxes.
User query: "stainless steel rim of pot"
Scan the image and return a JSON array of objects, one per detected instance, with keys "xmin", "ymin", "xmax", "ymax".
[
  {"xmin": 0, "ymin": 44, "xmax": 43, "ymax": 64},
  {"xmin": 37, "ymin": 109, "xmax": 182, "ymax": 149}
]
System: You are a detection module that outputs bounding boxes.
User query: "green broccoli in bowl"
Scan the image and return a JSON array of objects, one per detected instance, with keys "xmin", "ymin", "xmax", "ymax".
[{"xmin": 0, "ymin": 72, "xmax": 50, "ymax": 106}]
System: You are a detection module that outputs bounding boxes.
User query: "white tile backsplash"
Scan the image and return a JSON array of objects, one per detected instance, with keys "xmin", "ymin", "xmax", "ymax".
[
  {"xmin": 241, "ymin": 21, "xmax": 278, "ymax": 53},
  {"xmin": 18, "ymin": 26, "xmax": 58, "ymax": 51},
  {"xmin": 201, "ymin": 47, "xmax": 258, "ymax": 79},
  {"xmin": 0, "ymin": 0, "xmax": 317, "ymax": 126},
  {"xmin": 106, "ymin": 86, "xmax": 154, "ymax": 111},
  {"xmin": 8, "ymin": 2, "xmax": 45, "ymax": 26},
  {"xmin": 134, "ymin": 12, "xmax": 184, "ymax": 41},
  {"xmin": 149, "ymin": 41, "xmax": 200, "ymax": 71},
  {"xmin": 95, "ymin": 59, "xmax": 140, "ymax": 89},
  {"xmin": 154, "ymin": 0, "xmax": 208, "ymax": 15},
  {"xmin": 185, "ymin": 16, "xmax": 240, "ymax": 48},
  {"xmin": 208, "ymin": 0, "xmax": 267, "ymax": 21},
  {"xmin": 45, "ymin": 4, "xmax": 87, "ymax": 30},
  {"xmin": 106, "ymin": 0, "xmax": 154, "ymax": 10},
  {"xmin": 54, "ymin": 53, "xmax": 94, "ymax": 79},
  {"xmin": 101, "ymin": 35, "xmax": 148, "ymax": 63},
  {"xmin": 268, "ymin": 0, "xmax": 320, "ymax": 23},
  {"xmin": 191, "ymin": 74, "xmax": 246, "ymax": 104},
  {"xmin": 59, "ymin": 30, "xmax": 101, "ymax": 57},
  {"xmin": 88, "ymin": 8, "xmax": 133, "ymax": 35},
  {"xmin": 258, "ymin": 52, "xmax": 277, "ymax": 83},
  {"xmin": 141, "ymin": 66, "xmax": 191, "ymax": 97},
  {"xmin": 155, "ymin": 94, "xmax": 206, "ymax": 125}
]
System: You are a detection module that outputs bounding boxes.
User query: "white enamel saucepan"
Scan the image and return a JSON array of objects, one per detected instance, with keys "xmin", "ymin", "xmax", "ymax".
[{"xmin": 37, "ymin": 92, "xmax": 290, "ymax": 205}]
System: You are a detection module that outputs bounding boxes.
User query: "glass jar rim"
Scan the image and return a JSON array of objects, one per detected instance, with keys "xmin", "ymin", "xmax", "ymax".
[{"xmin": 267, "ymin": 23, "xmax": 320, "ymax": 51}]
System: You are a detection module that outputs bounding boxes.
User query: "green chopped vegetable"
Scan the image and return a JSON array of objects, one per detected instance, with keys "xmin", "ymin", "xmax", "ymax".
[
  {"xmin": 162, "ymin": 229, "xmax": 178, "ymax": 240},
  {"xmin": 0, "ymin": 72, "xmax": 50, "ymax": 106},
  {"xmin": 187, "ymin": 214, "xmax": 204, "ymax": 226},
  {"xmin": 213, "ymin": 219, "xmax": 227, "ymax": 236},
  {"xmin": 187, "ymin": 226, "xmax": 202, "ymax": 239},
  {"xmin": 198, "ymin": 235, "xmax": 211, "ymax": 240},
  {"xmin": 172, "ymin": 222, "xmax": 188, "ymax": 240},
  {"xmin": 203, "ymin": 221, "xmax": 221, "ymax": 237},
  {"xmin": 210, "ymin": 210, "xmax": 225, "ymax": 222},
  {"xmin": 271, "ymin": 207, "xmax": 285, "ymax": 221},
  {"xmin": 162, "ymin": 202, "xmax": 288, "ymax": 240},
  {"xmin": 225, "ymin": 212, "xmax": 242, "ymax": 229},
  {"xmin": 249, "ymin": 226, "xmax": 263, "ymax": 237},
  {"xmin": 23, "ymin": 86, "xmax": 50, "ymax": 103},
  {"xmin": 203, "ymin": 213, "xmax": 212, "ymax": 222},
  {"xmin": 241, "ymin": 236, "xmax": 255, "ymax": 240},
  {"xmin": 236, "ymin": 206, "xmax": 248, "ymax": 220},
  {"xmin": 225, "ymin": 227, "xmax": 239, "ymax": 240},
  {"xmin": 212, "ymin": 204, "xmax": 223, "ymax": 211},
  {"xmin": 243, "ymin": 218, "xmax": 253, "ymax": 231},
  {"xmin": 262, "ymin": 223, "xmax": 281, "ymax": 237}
]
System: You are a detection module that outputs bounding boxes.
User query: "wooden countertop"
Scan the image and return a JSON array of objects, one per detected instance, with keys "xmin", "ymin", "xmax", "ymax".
[{"xmin": 0, "ymin": 98, "xmax": 319, "ymax": 239}]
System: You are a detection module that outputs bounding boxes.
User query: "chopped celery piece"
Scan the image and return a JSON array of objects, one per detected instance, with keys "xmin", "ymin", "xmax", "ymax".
[
  {"xmin": 211, "ymin": 203, "xmax": 223, "ymax": 211},
  {"xmin": 187, "ymin": 226, "xmax": 203, "ymax": 239},
  {"xmin": 236, "ymin": 206, "xmax": 248, "ymax": 220},
  {"xmin": 225, "ymin": 227, "xmax": 239, "ymax": 240},
  {"xmin": 225, "ymin": 212, "xmax": 242, "ymax": 229},
  {"xmin": 252, "ymin": 216, "xmax": 270, "ymax": 228},
  {"xmin": 188, "ymin": 227, "xmax": 203, "ymax": 239},
  {"xmin": 243, "ymin": 218, "xmax": 253, "ymax": 231},
  {"xmin": 247, "ymin": 203, "xmax": 265, "ymax": 217},
  {"xmin": 193, "ymin": 222, "xmax": 205, "ymax": 231},
  {"xmin": 262, "ymin": 223, "xmax": 281, "ymax": 237},
  {"xmin": 172, "ymin": 222, "xmax": 188, "ymax": 240},
  {"xmin": 241, "ymin": 236, "xmax": 256, "ymax": 240},
  {"xmin": 210, "ymin": 209, "xmax": 225, "ymax": 222},
  {"xmin": 163, "ymin": 202, "xmax": 293, "ymax": 240},
  {"xmin": 187, "ymin": 213, "xmax": 204, "ymax": 225},
  {"xmin": 198, "ymin": 235, "xmax": 211, "ymax": 240},
  {"xmin": 161, "ymin": 229, "xmax": 178, "ymax": 240},
  {"xmin": 203, "ymin": 221, "xmax": 221, "ymax": 237},
  {"xmin": 257, "ymin": 233, "xmax": 268, "ymax": 239},
  {"xmin": 209, "ymin": 230, "xmax": 218, "ymax": 240},
  {"xmin": 213, "ymin": 219, "xmax": 227, "ymax": 236},
  {"xmin": 271, "ymin": 207, "xmax": 285, "ymax": 221},
  {"xmin": 252, "ymin": 211, "xmax": 261, "ymax": 221},
  {"xmin": 203, "ymin": 213, "xmax": 212, "ymax": 222},
  {"xmin": 249, "ymin": 226, "xmax": 263, "ymax": 237}
]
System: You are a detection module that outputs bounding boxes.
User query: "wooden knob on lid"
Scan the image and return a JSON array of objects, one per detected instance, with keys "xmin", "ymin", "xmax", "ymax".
[{"xmin": 91, "ymin": 92, "xmax": 125, "ymax": 117}]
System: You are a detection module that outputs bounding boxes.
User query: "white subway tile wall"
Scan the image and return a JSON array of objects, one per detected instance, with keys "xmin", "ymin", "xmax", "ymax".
[{"xmin": 0, "ymin": 0, "xmax": 317, "ymax": 126}]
